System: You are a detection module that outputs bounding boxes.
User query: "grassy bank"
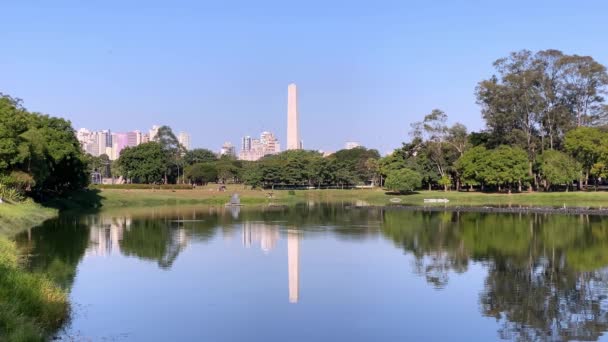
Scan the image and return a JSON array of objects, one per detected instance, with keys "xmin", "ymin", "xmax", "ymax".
[
  {"xmin": 0, "ymin": 203, "xmax": 67, "ymax": 341},
  {"xmin": 0, "ymin": 239, "xmax": 68, "ymax": 341},
  {"xmin": 0, "ymin": 202, "xmax": 57, "ymax": 236},
  {"xmin": 82, "ymin": 186, "xmax": 608, "ymax": 210}
]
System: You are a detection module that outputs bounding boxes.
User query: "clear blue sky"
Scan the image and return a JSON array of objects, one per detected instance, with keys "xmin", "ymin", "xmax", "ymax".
[{"xmin": 2, "ymin": 1, "xmax": 607, "ymax": 154}]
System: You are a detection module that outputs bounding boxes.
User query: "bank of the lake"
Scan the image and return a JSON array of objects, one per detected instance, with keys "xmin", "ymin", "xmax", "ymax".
[
  {"xmin": 0, "ymin": 203, "xmax": 67, "ymax": 342},
  {"xmin": 0, "ymin": 203, "xmax": 57, "ymax": 236},
  {"xmin": 86, "ymin": 186, "xmax": 608, "ymax": 211}
]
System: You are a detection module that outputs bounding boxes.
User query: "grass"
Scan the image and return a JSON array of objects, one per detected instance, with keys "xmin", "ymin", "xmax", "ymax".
[
  {"xmin": 83, "ymin": 185, "xmax": 608, "ymax": 210},
  {"xmin": 0, "ymin": 202, "xmax": 66, "ymax": 341},
  {"xmin": 0, "ymin": 202, "xmax": 57, "ymax": 236},
  {"xmin": 0, "ymin": 238, "xmax": 68, "ymax": 341}
]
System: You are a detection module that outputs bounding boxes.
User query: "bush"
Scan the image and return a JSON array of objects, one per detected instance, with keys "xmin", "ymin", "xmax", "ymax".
[
  {"xmin": 385, "ymin": 169, "xmax": 422, "ymax": 193},
  {"xmin": 288, "ymin": 190, "xmax": 296, "ymax": 196}
]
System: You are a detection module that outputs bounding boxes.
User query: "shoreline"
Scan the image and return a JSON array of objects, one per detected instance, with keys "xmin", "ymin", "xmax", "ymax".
[{"xmin": 376, "ymin": 204, "xmax": 608, "ymax": 216}]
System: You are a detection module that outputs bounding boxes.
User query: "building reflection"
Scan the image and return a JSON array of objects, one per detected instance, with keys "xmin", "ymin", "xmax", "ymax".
[
  {"xmin": 83, "ymin": 216, "xmax": 190, "ymax": 269},
  {"xmin": 242, "ymin": 222, "xmax": 280, "ymax": 253},
  {"xmin": 85, "ymin": 216, "xmax": 130, "ymax": 257},
  {"xmin": 240, "ymin": 223, "xmax": 301, "ymax": 303}
]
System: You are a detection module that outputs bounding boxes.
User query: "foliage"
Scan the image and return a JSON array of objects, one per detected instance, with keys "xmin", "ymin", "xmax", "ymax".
[
  {"xmin": 117, "ymin": 142, "xmax": 168, "ymax": 184},
  {"xmin": 185, "ymin": 163, "xmax": 217, "ymax": 185},
  {"xmin": 0, "ymin": 93, "xmax": 89, "ymax": 200},
  {"xmin": 455, "ymin": 146, "xmax": 489, "ymax": 187},
  {"xmin": 183, "ymin": 148, "xmax": 217, "ymax": 165},
  {"xmin": 564, "ymin": 127, "xmax": 604, "ymax": 183},
  {"xmin": 483, "ymin": 146, "xmax": 529, "ymax": 191},
  {"xmin": 384, "ymin": 169, "xmax": 422, "ymax": 193},
  {"xmin": 537, "ymin": 150, "xmax": 580, "ymax": 190}
]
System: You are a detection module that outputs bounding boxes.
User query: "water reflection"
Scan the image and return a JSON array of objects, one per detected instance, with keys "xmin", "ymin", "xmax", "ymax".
[
  {"xmin": 287, "ymin": 230, "xmax": 300, "ymax": 303},
  {"xmin": 382, "ymin": 210, "xmax": 608, "ymax": 341},
  {"xmin": 15, "ymin": 205, "xmax": 608, "ymax": 341}
]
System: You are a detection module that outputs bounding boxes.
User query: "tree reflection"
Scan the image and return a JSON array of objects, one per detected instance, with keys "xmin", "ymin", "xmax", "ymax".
[
  {"xmin": 382, "ymin": 210, "xmax": 608, "ymax": 340},
  {"xmin": 14, "ymin": 216, "xmax": 90, "ymax": 289}
]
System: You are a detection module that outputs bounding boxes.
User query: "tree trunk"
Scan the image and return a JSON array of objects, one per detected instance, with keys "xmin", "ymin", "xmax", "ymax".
[{"xmin": 518, "ymin": 180, "xmax": 522, "ymax": 193}]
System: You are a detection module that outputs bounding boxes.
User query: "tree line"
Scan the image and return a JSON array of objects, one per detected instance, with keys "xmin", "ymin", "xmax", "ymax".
[
  {"xmin": 93, "ymin": 49, "xmax": 608, "ymax": 193},
  {"xmin": 2, "ymin": 48, "xmax": 608, "ymax": 198}
]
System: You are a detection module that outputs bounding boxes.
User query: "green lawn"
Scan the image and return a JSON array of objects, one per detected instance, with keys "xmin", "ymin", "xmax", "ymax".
[{"xmin": 89, "ymin": 187, "xmax": 608, "ymax": 210}]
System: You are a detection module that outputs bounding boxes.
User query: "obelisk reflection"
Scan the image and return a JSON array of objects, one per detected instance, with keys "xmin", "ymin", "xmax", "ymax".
[{"xmin": 287, "ymin": 230, "xmax": 300, "ymax": 303}]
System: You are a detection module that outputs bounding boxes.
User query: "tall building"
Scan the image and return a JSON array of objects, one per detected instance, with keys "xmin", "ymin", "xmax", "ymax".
[
  {"xmin": 241, "ymin": 136, "xmax": 252, "ymax": 152},
  {"xmin": 178, "ymin": 132, "xmax": 191, "ymax": 150},
  {"xmin": 220, "ymin": 142, "xmax": 236, "ymax": 157},
  {"xmin": 287, "ymin": 83, "xmax": 301, "ymax": 150},
  {"xmin": 238, "ymin": 131, "xmax": 281, "ymax": 161},
  {"xmin": 127, "ymin": 131, "xmax": 142, "ymax": 147}
]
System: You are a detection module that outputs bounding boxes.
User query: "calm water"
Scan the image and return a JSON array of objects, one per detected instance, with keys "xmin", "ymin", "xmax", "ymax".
[{"xmin": 15, "ymin": 204, "xmax": 608, "ymax": 341}]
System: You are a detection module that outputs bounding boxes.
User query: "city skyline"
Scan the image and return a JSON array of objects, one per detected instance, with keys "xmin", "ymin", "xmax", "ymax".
[
  {"xmin": 76, "ymin": 125, "xmax": 192, "ymax": 160},
  {"xmin": 5, "ymin": 2, "xmax": 606, "ymax": 154}
]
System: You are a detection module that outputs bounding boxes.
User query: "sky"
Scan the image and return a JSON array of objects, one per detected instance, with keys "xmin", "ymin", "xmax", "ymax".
[{"xmin": 2, "ymin": 1, "xmax": 607, "ymax": 154}]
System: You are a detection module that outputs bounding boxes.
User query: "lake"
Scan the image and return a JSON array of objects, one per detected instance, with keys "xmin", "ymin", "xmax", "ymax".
[{"xmin": 15, "ymin": 203, "xmax": 608, "ymax": 341}]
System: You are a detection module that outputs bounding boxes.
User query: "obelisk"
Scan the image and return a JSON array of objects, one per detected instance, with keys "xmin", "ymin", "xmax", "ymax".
[{"xmin": 287, "ymin": 83, "xmax": 300, "ymax": 150}]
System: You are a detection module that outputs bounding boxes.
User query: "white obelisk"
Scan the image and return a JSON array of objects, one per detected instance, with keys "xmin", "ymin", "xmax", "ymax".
[{"xmin": 287, "ymin": 83, "xmax": 300, "ymax": 150}]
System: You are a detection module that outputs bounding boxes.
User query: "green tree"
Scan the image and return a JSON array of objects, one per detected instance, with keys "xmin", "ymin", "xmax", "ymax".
[
  {"xmin": 384, "ymin": 169, "xmax": 422, "ymax": 193},
  {"xmin": 153, "ymin": 125, "xmax": 184, "ymax": 184},
  {"xmin": 564, "ymin": 127, "xmax": 604, "ymax": 188},
  {"xmin": 484, "ymin": 146, "xmax": 529, "ymax": 192},
  {"xmin": 117, "ymin": 142, "xmax": 167, "ymax": 184},
  {"xmin": 184, "ymin": 148, "xmax": 217, "ymax": 165},
  {"xmin": 537, "ymin": 150, "xmax": 580, "ymax": 191},
  {"xmin": 185, "ymin": 163, "xmax": 217, "ymax": 185},
  {"xmin": 455, "ymin": 146, "xmax": 489, "ymax": 190}
]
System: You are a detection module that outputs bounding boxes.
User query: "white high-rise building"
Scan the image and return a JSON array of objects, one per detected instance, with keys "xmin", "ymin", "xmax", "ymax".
[
  {"xmin": 287, "ymin": 83, "xmax": 301, "ymax": 150},
  {"xmin": 220, "ymin": 142, "xmax": 236, "ymax": 157},
  {"xmin": 238, "ymin": 131, "xmax": 281, "ymax": 161},
  {"xmin": 242, "ymin": 136, "xmax": 252, "ymax": 152},
  {"xmin": 178, "ymin": 132, "xmax": 191, "ymax": 150},
  {"xmin": 345, "ymin": 141, "xmax": 361, "ymax": 150}
]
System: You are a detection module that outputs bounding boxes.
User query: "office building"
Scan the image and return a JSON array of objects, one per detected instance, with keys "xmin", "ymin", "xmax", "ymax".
[
  {"xmin": 238, "ymin": 131, "xmax": 281, "ymax": 161},
  {"xmin": 220, "ymin": 142, "xmax": 236, "ymax": 157},
  {"xmin": 178, "ymin": 132, "xmax": 191, "ymax": 150}
]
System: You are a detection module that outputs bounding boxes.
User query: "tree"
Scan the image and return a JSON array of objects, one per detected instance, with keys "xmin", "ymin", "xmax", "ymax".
[
  {"xmin": 184, "ymin": 148, "xmax": 217, "ymax": 165},
  {"xmin": 455, "ymin": 146, "xmax": 489, "ymax": 190},
  {"xmin": 558, "ymin": 54, "xmax": 608, "ymax": 127},
  {"xmin": 384, "ymin": 169, "xmax": 422, "ymax": 193},
  {"xmin": 153, "ymin": 125, "xmax": 184, "ymax": 184},
  {"xmin": 484, "ymin": 146, "xmax": 529, "ymax": 192},
  {"xmin": 328, "ymin": 147, "xmax": 380, "ymax": 184},
  {"xmin": 537, "ymin": 150, "xmax": 580, "ymax": 191},
  {"xmin": 410, "ymin": 109, "xmax": 463, "ymax": 190},
  {"xmin": 185, "ymin": 163, "xmax": 217, "ymax": 185},
  {"xmin": 564, "ymin": 127, "xmax": 603, "ymax": 188},
  {"xmin": 117, "ymin": 142, "xmax": 167, "ymax": 184}
]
